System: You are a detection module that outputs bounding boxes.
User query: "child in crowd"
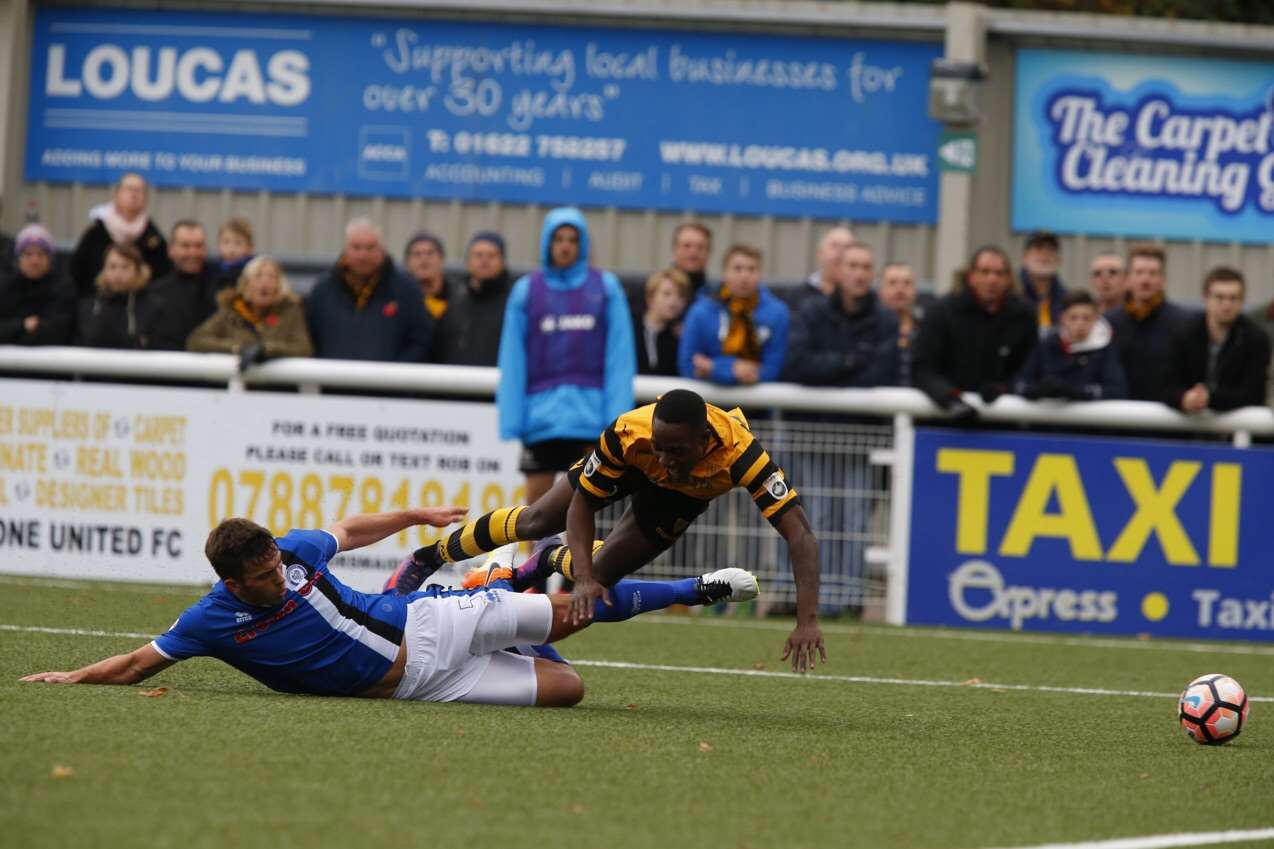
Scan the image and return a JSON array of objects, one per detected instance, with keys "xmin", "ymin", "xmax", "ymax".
[
  {"xmin": 215, "ymin": 217, "xmax": 255, "ymax": 292},
  {"xmin": 1015, "ymin": 290, "xmax": 1126, "ymax": 401},
  {"xmin": 634, "ymin": 268, "xmax": 690, "ymax": 376},
  {"xmin": 75, "ymin": 243, "xmax": 163, "ymax": 349}
]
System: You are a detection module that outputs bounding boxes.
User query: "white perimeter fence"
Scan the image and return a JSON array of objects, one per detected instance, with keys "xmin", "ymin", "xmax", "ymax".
[{"xmin": 4, "ymin": 346, "xmax": 1274, "ymax": 618}]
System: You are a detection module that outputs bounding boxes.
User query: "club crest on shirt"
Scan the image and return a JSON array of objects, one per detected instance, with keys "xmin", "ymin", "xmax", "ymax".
[
  {"xmin": 583, "ymin": 451, "xmax": 600, "ymax": 477},
  {"xmin": 763, "ymin": 471, "xmax": 788, "ymax": 500},
  {"xmin": 285, "ymin": 563, "xmax": 308, "ymax": 589}
]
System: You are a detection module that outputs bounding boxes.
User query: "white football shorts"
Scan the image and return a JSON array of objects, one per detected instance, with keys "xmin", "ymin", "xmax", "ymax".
[{"xmin": 392, "ymin": 587, "xmax": 553, "ymax": 705}]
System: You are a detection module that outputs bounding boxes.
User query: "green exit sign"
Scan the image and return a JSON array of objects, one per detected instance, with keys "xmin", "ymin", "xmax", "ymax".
[{"xmin": 938, "ymin": 131, "xmax": 977, "ymax": 173}]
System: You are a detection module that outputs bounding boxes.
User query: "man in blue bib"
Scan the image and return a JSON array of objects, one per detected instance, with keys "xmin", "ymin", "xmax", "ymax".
[{"xmin": 21, "ymin": 507, "xmax": 758, "ymax": 707}]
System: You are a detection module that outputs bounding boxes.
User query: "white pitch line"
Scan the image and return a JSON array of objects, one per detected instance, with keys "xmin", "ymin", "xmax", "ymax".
[
  {"xmin": 7, "ymin": 575, "xmax": 1274, "ymax": 658},
  {"xmin": 0, "ymin": 575, "xmax": 207, "ymax": 595},
  {"xmin": 11, "ymin": 622, "xmax": 1261, "ymax": 701},
  {"xmin": 981, "ymin": 826, "xmax": 1274, "ymax": 849},
  {"xmin": 568, "ymin": 658, "xmax": 1274, "ymax": 702},
  {"xmin": 627, "ymin": 613, "xmax": 1274, "ymax": 658},
  {"xmin": 5, "ymin": 620, "xmax": 1273, "ymax": 703},
  {"xmin": 0, "ymin": 623, "xmax": 154, "ymax": 639}
]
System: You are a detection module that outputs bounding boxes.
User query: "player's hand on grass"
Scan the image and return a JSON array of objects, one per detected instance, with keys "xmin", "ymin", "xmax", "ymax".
[
  {"xmin": 20, "ymin": 671, "xmax": 78, "ymax": 684},
  {"xmin": 781, "ymin": 622, "xmax": 827, "ymax": 673},
  {"xmin": 569, "ymin": 577, "xmax": 611, "ymax": 625},
  {"xmin": 417, "ymin": 506, "xmax": 468, "ymax": 527}
]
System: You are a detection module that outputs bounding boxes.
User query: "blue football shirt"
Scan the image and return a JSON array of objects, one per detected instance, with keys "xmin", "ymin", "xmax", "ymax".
[{"xmin": 151, "ymin": 529, "xmax": 409, "ymax": 696}]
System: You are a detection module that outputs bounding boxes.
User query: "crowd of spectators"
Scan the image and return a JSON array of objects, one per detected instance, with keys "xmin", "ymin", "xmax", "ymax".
[{"xmin": 3, "ymin": 171, "xmax": 1273, "ymax": 421}]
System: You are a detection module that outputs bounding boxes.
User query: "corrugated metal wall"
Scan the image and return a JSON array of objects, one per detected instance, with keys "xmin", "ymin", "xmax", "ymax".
[{"xmin": 3, "ymin": 0, "xmax": 1273, "ymax": 296}]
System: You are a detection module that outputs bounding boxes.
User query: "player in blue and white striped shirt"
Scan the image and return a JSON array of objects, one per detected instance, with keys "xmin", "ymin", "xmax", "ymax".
[{"xmin": 21, "ymin": 507, "xmax": 758, "ymax": 707}]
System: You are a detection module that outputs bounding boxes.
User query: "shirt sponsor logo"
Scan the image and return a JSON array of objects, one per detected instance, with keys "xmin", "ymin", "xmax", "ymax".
[
  {"xmin": 539, "ymin": 314, "xmax": 597, "ymax": 333},
  {"xmin": 234, "ymin": 598, "xmax": 299, "ymax": 643}
]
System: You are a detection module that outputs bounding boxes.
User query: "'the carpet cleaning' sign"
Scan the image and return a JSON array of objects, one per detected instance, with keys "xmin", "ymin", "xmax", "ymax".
[
  {"xmin": 908, "ymin": 428, "xmax": 1274, "ymax": 642},
  {"xmin": 1013, "ymin": 49, "xmax": 1274, "ymax": 242}
]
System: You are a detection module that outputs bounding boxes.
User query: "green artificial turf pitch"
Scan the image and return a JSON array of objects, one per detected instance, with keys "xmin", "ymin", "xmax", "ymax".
[{"xmin": 2, "ymin": 576, "xmax": 1272, "ymax": 849}]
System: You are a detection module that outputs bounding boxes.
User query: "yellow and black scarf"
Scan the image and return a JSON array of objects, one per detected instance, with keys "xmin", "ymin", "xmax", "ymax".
[
  {"xmin": 719, "ymin": 284, "xmax": 761, "ymax": 360},
  {"xmin": 342, "ymin": 259, "xmax": 381, "ymax": 311},
  {"xmin": 232, "ymin": 296, "xmax": 265, "ymax": 331},
  {"xmin": 424, "ymin": 293, "xmax": 448, "ymax": 320}
]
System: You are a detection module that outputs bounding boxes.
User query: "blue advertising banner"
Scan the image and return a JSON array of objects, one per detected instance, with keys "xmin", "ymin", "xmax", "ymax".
[
  {"xmin": 25, "ymin": 6, "xmax": 941, "ymax": 222},
  {"xmin": 908, "ymin": 428, "xmax": 1274, "ymax": 641},
  {"xmin": 1012, "ymin": 49, "xmax": 1274, "ymax": 243}
]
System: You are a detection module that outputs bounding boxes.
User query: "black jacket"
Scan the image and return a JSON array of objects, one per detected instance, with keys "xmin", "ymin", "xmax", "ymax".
[
  {"xmin": 783, "ymin": 290, "xmax": 900, "ymax": 387},
  {"xmin": 633, "ymin": 315, "xmax": 682, "ymax": 377},
  {"xmin": 435, "ymin": 270, "xmax": 512, "ymax": 366},
  {"xmin": 1014, "ymin": 319, "xmax": 1127, "ymax": 401},
  {"xmin": 305, "ymin": 257, "xmax": 434, "ymax": 362},
  {"xmin": 0, "ymin": 268, "xmax": 77, "ymax": 345},
  {"xmin": 1163, "ymin": 314, "xmax": 1270, "ymax": 411},
  {"xmin": 147, "ymin": 265, "xmax": 221, "ymax": 351},
  {"xmin": 1020, "ymin": 271, "xmax": 1068, "ymax": 338},
  {"xmin": 74, "ymin": 287, "xmax": 166, "ymax": 350},
  {"xmin": 70, "ymin": 219, "xmax": 171, "ymax": 299},
  {"xmin": 1105, "ymin": 300, "xmax": 1195, "ymax": 402},
  {"xmin": 914, "ymin": 289, "xmax": 1037, "ymax": 404}
]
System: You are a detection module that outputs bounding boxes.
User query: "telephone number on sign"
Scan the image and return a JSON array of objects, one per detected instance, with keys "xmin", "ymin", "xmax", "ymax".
[{"xmin": 206, "ymin": 468, "xmax": 524, "ymax": 544}]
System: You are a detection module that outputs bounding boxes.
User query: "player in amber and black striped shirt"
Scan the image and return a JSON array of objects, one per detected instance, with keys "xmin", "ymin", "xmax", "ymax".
[{"xmin": 384, "ymin": 389, "xmax": 825, "ymax": 672}]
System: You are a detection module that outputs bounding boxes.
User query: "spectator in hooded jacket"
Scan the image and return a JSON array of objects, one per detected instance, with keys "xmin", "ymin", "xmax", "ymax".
[
  {"xmin": 147, "ymin": 220, "xmax": 219, "ymax": 351},
  {"xmin": 74, "ymin": 243, "xmax": 164, "ymax": 350},
  {"xmin": 1015, "ymin": 290, "xmax": 1126, "ymax": 401},
  {"xmin": 70, "ymin": 173, "xmax": 170, "ymax": 298},
  {"xmin": 679, "ymin": 243, "xmax": 789, "ymax": 386},
  {"xmin": 1106, "ymin": 244, "xmax": 1194, "ymax": 402},
  {"xmin": 784, "ymin": 242, "xmax": 897, "ymax": 387},
  {"xmin": 187, "ymin": 256, "xmax": 313, "ymax": 364},
  {"xmin": 1020, "ymin": 231, "xmax": 1067, "ymax": 338},
  {"xmin": 914, "ymin": 245, "xmax": 1037, "ymax": 420},
  {"xmin": 633, "ymin": 268, "xmax": 691, "ymax": 376},
  {"xmin": 0, "ymin": 223, "xmax": 77, "ymax": 346},
  {"xmin": 304, "ymin": 218, "xmax": 434, "ymax": 362},
  {"xmin": 497, "ymin": 207, "xmax": 635, "ymax": 509},
  {"xmin": 1164, "ymin": 266, "xmax": 1270, "ymax": 413},
  {"xmin": 435, "ymin": 231, "xmax": 512, "ymax": 367}
]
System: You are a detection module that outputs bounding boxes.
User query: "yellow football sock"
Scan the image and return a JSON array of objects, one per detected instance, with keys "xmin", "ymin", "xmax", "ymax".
[{"xmin": 438, "ymin": 506, "xmax": 526, "ymax": 564}]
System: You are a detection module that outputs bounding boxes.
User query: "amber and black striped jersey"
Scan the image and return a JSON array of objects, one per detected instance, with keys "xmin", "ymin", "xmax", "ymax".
[{"xmin": 574, "ymin": 402, "xmax": 800, "ymax": 525}]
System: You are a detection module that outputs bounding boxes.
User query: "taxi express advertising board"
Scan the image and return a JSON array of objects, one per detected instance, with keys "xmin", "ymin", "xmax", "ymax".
[{"xmin": 907, "ymin": 428, "xmax": 1273, "ymax": 642}]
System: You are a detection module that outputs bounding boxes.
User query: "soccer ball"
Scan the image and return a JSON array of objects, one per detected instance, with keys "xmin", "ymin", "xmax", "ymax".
[{"xmin": 1178, "ymin": 674, "xmax": 1250, "ymax": 745}]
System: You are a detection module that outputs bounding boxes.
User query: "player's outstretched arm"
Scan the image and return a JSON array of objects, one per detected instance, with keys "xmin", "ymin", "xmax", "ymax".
[
  {"xmin": 330, "ymin": 506, "xmax": 468, "ymax": 552},
  {"xmin": 21, "ymin": 643, "xmax": 174, "ymax": 686},
  {"xmin": 565, "ymin": 490, "xmax": 611, "ymax": 624},
  {"xmin": 775, "ymin": 505, "xmax": 827, "ymax": 673}
]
